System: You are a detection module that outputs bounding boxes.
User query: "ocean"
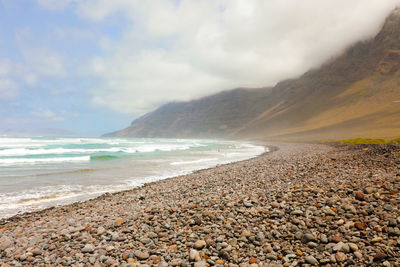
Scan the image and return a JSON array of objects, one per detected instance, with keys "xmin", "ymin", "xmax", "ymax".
[{"xmin": 0, "ymin": 137, "xmax": 265, "ymax": 219}]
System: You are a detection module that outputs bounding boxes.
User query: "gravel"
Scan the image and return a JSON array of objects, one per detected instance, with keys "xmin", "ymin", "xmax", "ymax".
[{"xmin": 0, "ymin": 142, "xmax": 399, "ymax": 266}]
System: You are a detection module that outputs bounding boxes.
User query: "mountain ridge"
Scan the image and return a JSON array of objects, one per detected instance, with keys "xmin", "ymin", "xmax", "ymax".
[{"xmin": 104, "ymin": 87, "xmax": 273, "ymax": 138}]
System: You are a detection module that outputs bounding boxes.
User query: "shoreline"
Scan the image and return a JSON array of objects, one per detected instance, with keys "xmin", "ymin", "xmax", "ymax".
[
  {"xmin": 0, "ymin": 143, "xmax": 270, "ymax": 224},
  {"xmin": 0, "ymin": 140, "xmax": 266, "ymax": 221},
  {"xmin": 0, "ymin": 142, "xmax": 399, "ymax": 266}
]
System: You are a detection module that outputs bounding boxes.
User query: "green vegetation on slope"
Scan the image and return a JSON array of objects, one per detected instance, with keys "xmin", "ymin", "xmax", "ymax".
[{"xmin": 325, "ymin": 137, "xmax": 400, "ymax": 145}]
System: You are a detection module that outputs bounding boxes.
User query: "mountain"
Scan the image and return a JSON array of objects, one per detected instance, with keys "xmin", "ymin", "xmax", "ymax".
[
  {"xmin": 106, "ymin": 8, "xmax": 400, "ymax": 141},
  {"xmin": 105, "ymin": 88, "xmax": 272, "ymax": 138}
]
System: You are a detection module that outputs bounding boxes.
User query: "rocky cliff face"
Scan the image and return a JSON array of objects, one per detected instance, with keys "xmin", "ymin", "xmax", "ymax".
[
  {"xmin": 377, "ymin": 49, "xmax": 400, "ymax": 74},
  {"xmin": 104, "ymin": 88, "xmax": 272, "ymax": 138},
  {"xmin": 106, "ymin": 8, "xmax": 400, "ymax": 141}
]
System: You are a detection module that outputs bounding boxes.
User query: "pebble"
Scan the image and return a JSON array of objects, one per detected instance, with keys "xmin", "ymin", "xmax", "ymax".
[
  {"xmin": 341, "ymin": 243, "xmax": 350, "ymax": 253},
  {"xmin": 134, "ymin": 250, "xmax": 149, "ymax": 260},
  {"xmin": 335, "ymin": 252, "xmax": 347, "ymax": 263},
  {"xmin": 354, "ymin": 251, "xmax": 362, "ymax": 259},
  {"xmin": 81, "ymin": 244, "xmax": 95, "ymax": 253},
  {"xmin": 249, "ymin": 257, "xmax": 257, "ymax": 264},
  {"xmin": 31, "ymin": 248, "xmax": 42, "ymax": 256},
  {"xmin": 305, "ymin": 255, "xmax": 318, "ymax": 265},
  {"xmin": 355, "ymin": 191, "xmax": 365, "ymax": 200},
  {"xmin": 374, "ymin": 251, "xmax": 387, "ymax": 261},
  {"xmin": 320, "ymin": 234, "xmax": 328, "ymax": 243},
  {"xmin": 271, "ymin": 202, "xmax": 280, "ymax": 208},
  {"xmin": 97, "ymin": 226, "xmax": 106, "ymax": 235},
  {"xmin": 388, "ymin": 218, "xmax": 397, "ymax": 227},
  {"xmin": 158, "ymin": 261, "xmax": 168, "ymax": 267},
  {"xmin": 241, "ymin": 229, "xmax": 251, "ymax": 237},
  {"xmin": 189, "ymin": 249, "xmax": 200, "ymax": 262},
  {"xmin": 114, "ymin": 218, "xmax": 125, "ymax": 227},
  {"xmin": 371, "ymin": 237, "xmax": 383, "ymax": 243},
  {"xmin": 193, "ymin": 261, "xmax": 207, "ymax": 267},
  {"xmin": 301, "ymin": 233, "xmax": 315, "ymax": 243},
  {"xmin": 291, "ymin": 210, "xmax": 303, "ymax": 216},
  {"xmin": 333, "ymin": 241, "xmax": 344, "ymax": 251},
  {"xmin": 364, "ymin": 187, "xmax": 376, "ymax": 194},
  {"xmin": 348, "ymin": 243, "xmax": 358, "ymax": 252},
  {"xmin": 331, "ymin": 236, "xmax": 342, "ymax": 243},
  {"xmin": 193, "ymin": 240, "xmax": 206, "ymax": 250},
  {"xmin": 355, "ymin": 222, "xmax": 367, "ymax": 230}
]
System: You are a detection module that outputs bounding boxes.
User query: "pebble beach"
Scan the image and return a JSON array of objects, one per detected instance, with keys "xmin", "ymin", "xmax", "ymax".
[{"xmin": 0, "ymin": 142, "xmax": 399, "ymax": 267}]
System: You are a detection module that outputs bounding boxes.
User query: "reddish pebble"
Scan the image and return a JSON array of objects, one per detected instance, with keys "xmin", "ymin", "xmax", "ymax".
[
  {"xmin": 355, "ymin": 222, "xmax": 367, "ymax": 230},
  {"xmin": 331, "ymin": 236, "xmax": 342, "ymax": 243},
  {"xmin": 374, "ymin": 251, "xmax": 387, "ymax": 261},
  {"xmin": 153, "ymin": 256, "xmax": 161, "ymax": 264},
  {"xmin": 114, "ymin": 218, "xmax": 125, "ymax": 227},
  {"xmin": 336, "ymin": 252, "xmax": 347, "ymax": 262},
  {"xmin": 355, "ymin": 191, "xmax": 365, "ymax": 200},
  {"xmin": 373, "ymin": 225, "xmax": 382, "ymax": 232},
  {"xmin": 249, "ymin": 257, "xmax": 258, "ymax": 264}
]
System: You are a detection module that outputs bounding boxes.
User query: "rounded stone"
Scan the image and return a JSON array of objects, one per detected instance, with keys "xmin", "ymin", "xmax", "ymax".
[
  {"xmin": 134, "ymin": 250, "xmax": 149, "ymax": 260},
  {"xmin": 81, "ymin": 244, "xmax": 95, "ymax": 253},
  {"xmin": 355, "ymin": 191, "xmax": 365, "ymax": 201},
  {"xmin": 193, "ymin": 240, "xmax": 206, "ymax": 250},
  {"xmin": 335, "ymin": 252, "xmax": 347, "ymax": 263},
  {"xmin": 305, "ymin": 255, "xmax": 318, "ymax": 265}
]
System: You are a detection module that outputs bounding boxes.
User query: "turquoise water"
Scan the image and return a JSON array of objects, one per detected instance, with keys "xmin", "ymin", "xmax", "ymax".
[{"xmin": 0, "ymin": 137, "xmax": 265, "ymax": 218}]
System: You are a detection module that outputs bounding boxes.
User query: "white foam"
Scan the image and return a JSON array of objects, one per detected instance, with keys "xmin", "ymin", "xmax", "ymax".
[
  {"xmin": 0, "ymin": 137, "xmax": 266, "ymax": 219},
  {"xmin": 0, "ymin": 147, "xmax": 124, "ymax": 156},
  {"xmin": 170, "ymin": 157, "xmax": 219, "ymax": 165},
  {"xmin": 0, "ymin": 183, "xmax": 114, "ymax": 206},
  {"xmin": 0, "ymin": 137, "xmax": 207, "ymax": 156},
  {"xmin": 0, "ymin": 156, "xmax": 90, "ymax": 165}
]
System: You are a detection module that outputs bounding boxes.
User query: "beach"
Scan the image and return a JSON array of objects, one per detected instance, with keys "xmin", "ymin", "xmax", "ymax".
[
  {"xmin": 0, "ymin": 137, "xmax": 264, "ymax": 219},
  {"xmin": 0, "ymin": 142, "xmax": 399, "ymax": 266}
]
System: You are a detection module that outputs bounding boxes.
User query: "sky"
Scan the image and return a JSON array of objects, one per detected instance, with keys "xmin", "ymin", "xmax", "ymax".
[{"xmin": 0, "ymin": 0, "xmax": 399, "ymax": 135}]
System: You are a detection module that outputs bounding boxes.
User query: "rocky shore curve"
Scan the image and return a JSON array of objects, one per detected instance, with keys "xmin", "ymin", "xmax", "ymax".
[{"xmin": 0, "ymin": 142, "xmax": 399, "ymax": 267}]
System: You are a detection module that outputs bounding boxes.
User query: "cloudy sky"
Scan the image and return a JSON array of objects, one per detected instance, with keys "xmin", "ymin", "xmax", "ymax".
[{"xmin": 0, "ymin": 0, "xmax": 399, "ymax": 135}]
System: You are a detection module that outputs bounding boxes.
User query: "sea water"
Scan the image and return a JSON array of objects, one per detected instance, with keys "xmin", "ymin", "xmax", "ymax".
[{"xmin": 0, "ymin": 137, "xmax": 265, "ymax": 219}]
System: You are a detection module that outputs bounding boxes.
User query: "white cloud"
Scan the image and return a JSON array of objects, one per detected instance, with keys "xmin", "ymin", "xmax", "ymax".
[
  {"xmin": 23, "ymin": 73, "xmax": 37, "ymax": 86},
  {"xmin": 42, "ymin": 0, "xmax": 400, "ymax": 115},
  {"xmin": 29, "ymin": 108, "xmax": 65, "ymax": 121},
  {"xmin": 74, "ymin": 0, "xmax": 135, "ymax": 22},
  {"xmin": 53, "ymin": 26, "xmax": 96, "ymax": 42},
  {"xmin": 0, "ymin": 60, "xmax": 11, "ymax": 76},
  {"xmin": 37, "ymin": 0, "xmax": 75, "ymax": 11},
  {"xmin": 0, "ymin": 29, "xmax": 64, "ymax": 103},
  {"xmin": 15, "ymin": 29, "xmax": 67, "ymax": 78},
  {"xmin": 0, "ymin": 78, "xmax": 18, "ymax": 99},
  {"xmin": 19, "ymin": 47, "xmax": 66, "ymax": 78},
  {"xmin": 0, "ymin": 58, "xmax": 38, "ymax": 97},
  {"xmin": 0, "ymin": 60, "xmax": 19, "ymax": 99}
]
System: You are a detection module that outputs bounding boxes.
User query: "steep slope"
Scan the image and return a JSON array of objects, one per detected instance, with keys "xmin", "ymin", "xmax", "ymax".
[
  {"xmin": 234, "ymin": 8, "xmax": 400, "ymax": 141},
  {"xmin": 107, "ymin": 8, "xmax": 400, "ymax": 141},
  {"xmin": 105, "ymin": 88, "xmax": 272, "ymax": 138}
]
